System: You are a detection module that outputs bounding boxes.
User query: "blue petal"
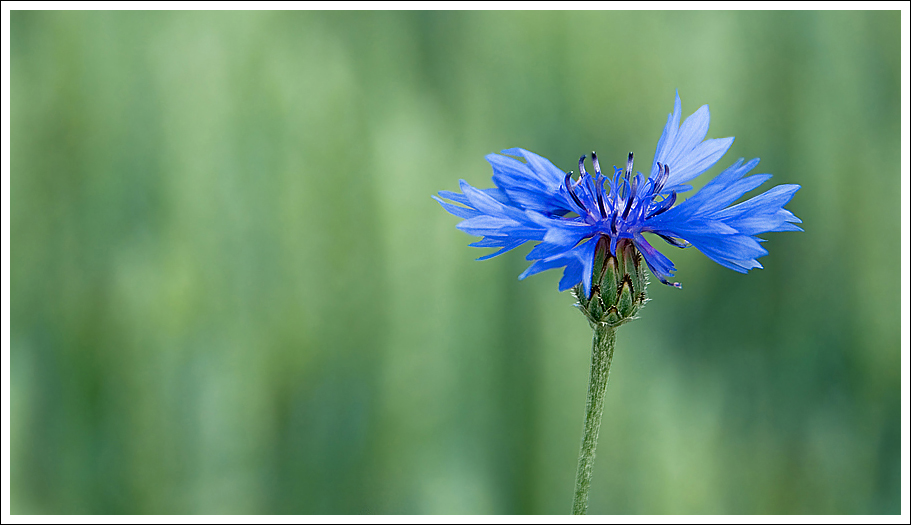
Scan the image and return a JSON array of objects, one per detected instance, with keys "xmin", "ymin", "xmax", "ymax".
[
  {"xmin": 558, "ymin": 259, "xmax": 585, "ymax": 293},
  {"xmin": 500, "ymin": 147, "xmax": 567, "ymax": 187},
  {"xmin": 648, "ymin": 158, "xmax": 763, "ymax": 225},
  {"xmin": 712, "ymin": 256, "xmax": 763, "ymax": 273},
  {"xmin": 649, "ymin": 91, "xmax": 734, "ymax": 188},
  {"xmin": 460, "ymin": 180, "xmax": 531, "ymax": 223},
  {"xmin": 487, "ymin": 154, "xmax": 551, "ymax": 208},
  {"xmin": 469, "ymin": 236, "xmax": 513, "ymax": 248},
  {"xmin": 650, "ymin": 91, "xmax": 683, "ymax": 175},
  {"xmin": 634, "ymin": 234, "xmax": 679, "ymax": 286},
  {"xmin": 661, "ymin": 183, "xmax": 693, "ymax": 194},
  {"xmin": 722, "ymin": 183, "xmax": 802, "ymax": 215},
  {"xmin": 456, "ymin": 216, "xmax": 521, "ymax": 232},
  {"xmin": 476, "ymin": 239, "xmax": 527, "ymax": 260},
  {"xmin": 489, "ymin": 149, "xmax": 574, "ymax": 215},
  {"xmin": 649, "ymin": 216, "xmax": 738, "ymax": 237},
  {"xmin": 527, "ymin": 229, "xmax": 590, "ymax": 260},
  {"xmin": 665, "ymin": 138, "xmax": 735, "ymax": 188},
  {"xmin": 519, "ymin": 255, "xmax": 573, "ymax": 280},
  {"xmin": 433, "ymin": 195, "xmax": 481, "ymax": 219},
  {"xmin": 683, "ymin": 232, "xmax": 768, "ymax": 262},
  {"xmin": 438, "ymin": 188, "xmax": 510, "ymax": 207},
  {"xmin": 438, "ymin": 190, "xmax": 471, "ymax": 206},
  {"xmin": 520, "ymin": 236, "xmax": 598, "ymax": 296},
  {"xmin": 456, "ymin": 216, "xmax": 543, "ymax": 238}
]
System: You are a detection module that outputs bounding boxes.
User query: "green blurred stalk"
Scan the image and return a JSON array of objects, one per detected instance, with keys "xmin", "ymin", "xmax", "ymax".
[{"xmin": 572, "ymin": 323, "xmax": 616, "ymax": 515}]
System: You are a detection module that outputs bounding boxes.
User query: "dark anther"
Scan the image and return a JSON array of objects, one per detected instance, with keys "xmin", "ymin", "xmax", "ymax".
[
  {"xmin": 624, "ymin": 152, "xmax": 634, "ymax": 181},
  {"xmin": 564, "ymin": 171, "xmax": 587, "ymax": 212},
  {"xmin": 578, "ymin": 155, "xmax": 588, "ymax": 178},
  {"xmin": 591, "ymin": 151, "xmax": 602, "ymax": 177}
]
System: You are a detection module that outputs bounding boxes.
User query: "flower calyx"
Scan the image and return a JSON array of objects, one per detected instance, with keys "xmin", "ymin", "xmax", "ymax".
[{"xmin": 573, "ymin": 236, "xmax": 649, "ymax": 328}]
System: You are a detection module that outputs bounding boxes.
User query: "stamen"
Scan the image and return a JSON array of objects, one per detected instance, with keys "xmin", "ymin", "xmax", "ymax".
[
  {"xmin": 624, "ymin": 152, "xmax": 634, "ymax": 181},
  {"xmin": 654, "ymin": 163, "xmax": 670, "ymax": 193},
  {"xmin": 622, "ymin": 171, "xmax": 638, "ymax": 220},
  {"xmin": 622, "ymin": 186, "xmax": 636, "ymax": 220},
  {"xmin": 578, "ymin": 155, "xmax": 588, "ymax": 178},
  {"xmin": 640, "ymin": 177, "xmax": 656, "ymax": 197},
  {"xmin": 609, "ymin": 166, "xmax": 622, "ymax": 207},
  {"xmin": 657, "ymin": 275, "xmax": 683, "ymax": 289},
  {"xmin": 645, "ymin": 192, "xmax": 677, "ymax": 219},
  {"xmin": 580, "ymin": 154, "xmax": 607, "ymax": 218},
  {"xmin": 595, "ymin": 181, "xmax": 608, "ymax": 219},
  {"xmin": 564, "ymin": 171, "xmax": 587, "ymax": 212},
  {"xmin": 657, "ymin": 233, "xmax": 689, "ymax": 249},
  {"xmin": 591, "ymin": 151, "xmax": 602, "ymax": 177}
]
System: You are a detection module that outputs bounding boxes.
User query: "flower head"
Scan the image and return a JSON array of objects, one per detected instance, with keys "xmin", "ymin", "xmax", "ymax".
[{"xmin": 435, "ymin": 92, "xmax": 802, "ymax": 298}]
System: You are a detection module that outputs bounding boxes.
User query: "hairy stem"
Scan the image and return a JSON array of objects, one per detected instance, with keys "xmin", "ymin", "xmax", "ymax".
[{"xmin": 572, "ymin": 323, "xmax": 616, "ymax": 515}]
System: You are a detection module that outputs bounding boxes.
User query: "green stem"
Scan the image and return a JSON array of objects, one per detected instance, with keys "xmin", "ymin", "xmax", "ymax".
[{"xmin": 572, "ymin": 323, "xmax": 617, "ymax": 515}]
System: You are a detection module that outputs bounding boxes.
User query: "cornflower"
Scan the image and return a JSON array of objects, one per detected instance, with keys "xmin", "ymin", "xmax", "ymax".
[{"xmin": 435, "ymin": 92, "xmax": 802, "ymax": 514}]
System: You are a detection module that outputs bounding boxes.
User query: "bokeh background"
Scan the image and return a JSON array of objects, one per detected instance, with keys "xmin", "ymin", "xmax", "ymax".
[{"xmin": 10, "ymin": 10, "xmax": 902, "ymax": 514}]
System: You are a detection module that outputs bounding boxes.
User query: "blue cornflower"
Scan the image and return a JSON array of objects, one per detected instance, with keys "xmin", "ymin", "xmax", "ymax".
[{"xmin": 435, "ymin": 92, "xmax": 802, "ymax": 297}]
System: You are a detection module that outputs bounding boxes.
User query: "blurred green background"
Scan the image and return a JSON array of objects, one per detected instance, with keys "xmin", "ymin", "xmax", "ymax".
[{"xmin": 10, "ymin": 10, "xmax": 901, "ymax": 514}]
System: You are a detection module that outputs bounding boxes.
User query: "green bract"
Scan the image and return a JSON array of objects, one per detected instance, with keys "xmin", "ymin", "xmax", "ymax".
[{"xmin": 574, "ymin": 239, "xmax": 649, "ymax": 328}]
